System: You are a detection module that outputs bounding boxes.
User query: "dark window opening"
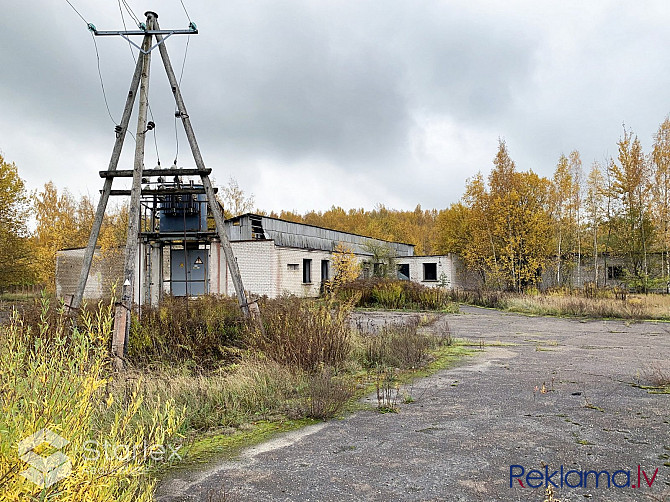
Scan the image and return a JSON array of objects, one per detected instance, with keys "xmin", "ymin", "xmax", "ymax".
[
  {"xmin": 397, "ymin": 264, "xmax": 410, "ymax": 281},
  {"xmin": 250, "ymin": 215, "xmax": 265, "ymax": 239},
  {"xmin": 303, "ymin": 259, "xmax": 312, "ymax": 284},
  {"xmin": 321, "ymin": 260, "xmax": 329, "ymax": 281},
  {"xmin": 423, "ymin": 263, "xmax": 437, "ymax": 281},
  {"xmin": 287, "ymin": 263, "xmax": 299, "ymax": 271},
  {"xmin": 607, "ymin": 265, "xmax": 624, "ymax": 280}
]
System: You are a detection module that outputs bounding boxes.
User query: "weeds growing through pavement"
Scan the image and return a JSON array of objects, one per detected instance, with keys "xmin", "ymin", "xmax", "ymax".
[{"xmin": 374, "ymin": 367, "xmax": 400, "ymax": 413}]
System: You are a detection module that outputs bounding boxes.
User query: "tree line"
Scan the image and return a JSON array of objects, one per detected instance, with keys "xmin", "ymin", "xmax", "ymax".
[
  {"xmin": 3, "ymin": 115, "xmax": 670, "ymax": 292},
  {"xmin": 0, "ymin": 160, "xmax": 130, "ymax": 292},
  {"xmin": 436, "ymin": 120, "xmax": 670, "ymax": 292}
]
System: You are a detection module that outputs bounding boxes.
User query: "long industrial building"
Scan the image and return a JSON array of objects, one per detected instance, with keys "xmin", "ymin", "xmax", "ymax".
[{"xmin": 56, "ymin": 213, "xmax": 462, "ymax": 304}]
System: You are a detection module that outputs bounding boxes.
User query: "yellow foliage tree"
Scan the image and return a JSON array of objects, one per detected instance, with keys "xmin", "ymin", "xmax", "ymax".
[
  {"xmin": 652, "ymin": 117, "xmax": 670, "ymax": 283},
  {"xmin": 450, "ymin": 140, "xmax": 553, "ymax": 291},
  {"xmin": 32, "ymin": 182, "xmax": 80, "ymax": 290},
  {"xmin": 325, "ymin": 243, "xmax": 360, "ymax": 294},
  {"xmin": 607, "ymin": 127, "xmax": 654, "ymax": 285},
  {"xmin": 31, "ymin": 183, "xmax": 128, "ymax": 292},
  {"xmin": 0, "ymin": 154, "xmax": 31, "ymax": 289}
]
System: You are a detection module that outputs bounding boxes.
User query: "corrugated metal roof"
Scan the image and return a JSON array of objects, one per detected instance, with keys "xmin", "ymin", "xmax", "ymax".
[{"xmin": 225, "ymin": 213, "xmax": 415, "ymax": 256}]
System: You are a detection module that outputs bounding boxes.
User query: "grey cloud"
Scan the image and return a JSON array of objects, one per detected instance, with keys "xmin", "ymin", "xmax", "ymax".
[{"xmin": 3, "ymin": 1, "xmax": 670, "ymax": 213}]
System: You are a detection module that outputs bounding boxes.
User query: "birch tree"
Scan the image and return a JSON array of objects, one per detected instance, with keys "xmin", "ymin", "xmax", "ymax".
[
  {"xmin": 608, "ymin": 128, "xmax": 654, "ymax": 289},
  {"xmin": 585, "ymin": 161, "xmax": 605, "ymax": 286},
  {"xmin": 652, "ymin": 117, "xmax": 670, "ymax": 287}
]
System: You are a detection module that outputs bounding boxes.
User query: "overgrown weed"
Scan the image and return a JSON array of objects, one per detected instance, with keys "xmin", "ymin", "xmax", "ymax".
[
  {"xmin": 0, "ymin": 297, "xmax": 184, "ymax": 501},
  {"xmin": 338, "ymin": 279, "xmax": 458, "ymax": 312},
  {"xmin": 1, "ymin": 293, "xmax": 464, "ymax": 498}
]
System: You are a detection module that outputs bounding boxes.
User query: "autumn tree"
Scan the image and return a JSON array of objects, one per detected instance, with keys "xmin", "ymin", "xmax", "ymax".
[
  {"xmin": 457, "ymin": 140, "xmax": 553, "ymax": 291},
  {"xmin": 552, "ymin": 154, "xmax": 573, "ymax": 285},
  {"xmin": 433, "ymin": 203, "xmax": 471, "ymax": 256},
  {"xmin": 32, "ymin": 183, "xmax": 78, "ymax": 289},
  {"xmin": 219, "ymin": 177, "xmax": 255, "ymax": 218},
  {"xmin": 569, "ymin": 151, "xmax": 584, "ymax": 286},
  {"xmin": 324, "ymin": 243, "xmax": 360, "ymax": 294},
  {"xmin": 608, "ymin": 127, "xmax": 654, "ymax": 289},
  {"xmin": 652, "ymin": 117, "xmax": 670, "ymax": 285},
  {"xmin": 550, "ymin": 150, "xmax": 583, "ymax": 286},
  {"xmin": 584, "ymin": 161, "xmax": 606, "ymax": 286},
  {"xmin": 0, "ymin": 154, "xmax": 31, "ymax": 289},
  {"xmin": 461, "ymin": 173, "xmax": 497, "ymax": 284}
]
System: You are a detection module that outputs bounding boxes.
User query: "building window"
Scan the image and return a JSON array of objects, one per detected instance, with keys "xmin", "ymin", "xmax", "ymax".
[
  {"xmin": 397, "ymin": 263, "xmax": 410, "ymax": 281},
  {"xmin": 607, "ymin": 265, "xmax": 624, "ymax": 280},
  {"xmin": 287, "ymin": 263, "xmax": 299, "ymax": 271},
  {"xmin": 303, "ymin": 259, "xmax": 312, "ymax": 283},
  {"xmin": 423, "ymin": 263, "xmax": 437, "ymax": 281},
  {"xmin": 321, "ymin": 260, "xmax": 329, "ymax": 281}
]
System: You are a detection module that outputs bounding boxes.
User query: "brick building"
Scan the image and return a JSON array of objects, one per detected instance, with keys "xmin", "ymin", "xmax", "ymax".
[{"xmin": 57, "ymin": 213, "xmax": 463, "ymax": 304}]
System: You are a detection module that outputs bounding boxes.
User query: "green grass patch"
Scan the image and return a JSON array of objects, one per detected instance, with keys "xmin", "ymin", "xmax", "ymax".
[
  {"xmin": 631, "ymin": 383, "xmax": 670, "ymax": 394},
  {"xmin": 166, "ymin": 419, "xmax": 320, "ymax": 470}
]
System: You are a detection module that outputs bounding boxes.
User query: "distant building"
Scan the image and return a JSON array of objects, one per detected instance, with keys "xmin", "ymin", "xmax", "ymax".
[{"xmin": 56, "ymin": 213, "xmax": 463, "ymax": 303}]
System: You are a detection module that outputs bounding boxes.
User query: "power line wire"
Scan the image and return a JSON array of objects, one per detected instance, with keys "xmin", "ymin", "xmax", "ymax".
[
  {"xmin": 64, "ymin": 0, "xmax": 88, "ymax": 25},
  {"xmin": 121, "ymin": 0, "xmax": 141, "ymax": 26},
  {"xmin": 117, "ymin": 0, "xmax": 136, "ymax": 62},
  {"xmin": 179, "ymin": 0, "xmax": 192, "ymax": 23},
  {"xmin": 91, "ymin": 33, "xmax": 118, "ymax": 126}
]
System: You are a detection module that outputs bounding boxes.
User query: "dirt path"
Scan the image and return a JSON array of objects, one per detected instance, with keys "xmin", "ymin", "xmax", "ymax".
[{"xmin": 156, "ymin": 307, "xmax": 670, "ymax": 501}]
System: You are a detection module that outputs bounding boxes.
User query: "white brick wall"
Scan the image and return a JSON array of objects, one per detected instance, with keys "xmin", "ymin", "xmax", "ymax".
[
  {"xmin": 276, "ymin": 248, "xmax": 333, "ymax": 297},
  {"xmin": 212, "ymin": 240, "xmax": 279, "ymax": 298},
  {"xmin": 211, "ymin": 241, "xmax": 368, "ymax": 298},
  {"xmin": 396, "ymin": 254, "xmax": 457, "ymax": 288},
  {"xmin": 59, "ymin": 240, "xmax": 462, "ymax": 304}
]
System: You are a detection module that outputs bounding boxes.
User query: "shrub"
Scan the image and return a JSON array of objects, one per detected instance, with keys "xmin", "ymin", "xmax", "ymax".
[
  {"xmin": 372, "ymin": 281, "xmax": 405, "ymax": 309},
  {"xmin": 0, "ymin": 298, "xmax": 184, "ymax": 501},
  {"xmin": 245, "ymin": 297, "xmax": 354, "ymax": 372},
  {"xmin": 362, "ymin": 322, "xmax": 437, "ymax": 370},
  {"xmin": 337, "ymin": 278, "xmax": 457, "ymax": 311},
  {"xmin": 129, "ymin": 295, "xmax": 245, "ymax": 368},
  {"xmin": 298, "ymin": 366, "xmax": 355, "ymax": 419}
]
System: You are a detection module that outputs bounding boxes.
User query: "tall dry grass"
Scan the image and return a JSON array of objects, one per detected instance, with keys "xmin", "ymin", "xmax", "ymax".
[
  {"xmin": 444, "ymin": 286, "xmax": 670, "ymax": 320},
  {"xmin": 1, "ymin": 293, "xmax": 456, "ymax": 499},
  {"xmin": 245, "ymin": 296, "xmax": 354, "ymax": 372},
  {"xmin": 130, "ymin": 295, "xmax": 244, "ymax": 367},
  {"xmin": 0, "ymin": 297, "xmax": 184, "ymax": 502},
  {"xmin": 504, "ymin": 292, "xmax": 670, "ymax": 320}
]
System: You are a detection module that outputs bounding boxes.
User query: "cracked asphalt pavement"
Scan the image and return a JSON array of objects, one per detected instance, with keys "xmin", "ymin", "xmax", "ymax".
[{"xmin": 156, "ymin": 307, "xmax": 670, "ymax": 501}]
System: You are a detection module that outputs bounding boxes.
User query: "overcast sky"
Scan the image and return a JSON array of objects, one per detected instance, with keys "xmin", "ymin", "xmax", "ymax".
[{"xmin": 2, "ymin": 1, "xmax": 670, "ymax": 214}]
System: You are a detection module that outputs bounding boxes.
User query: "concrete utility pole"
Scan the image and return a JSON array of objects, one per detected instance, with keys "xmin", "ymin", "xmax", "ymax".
[{"xmin": 73, "ymin": 11, "xmax": 256, "ymax": 364}]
